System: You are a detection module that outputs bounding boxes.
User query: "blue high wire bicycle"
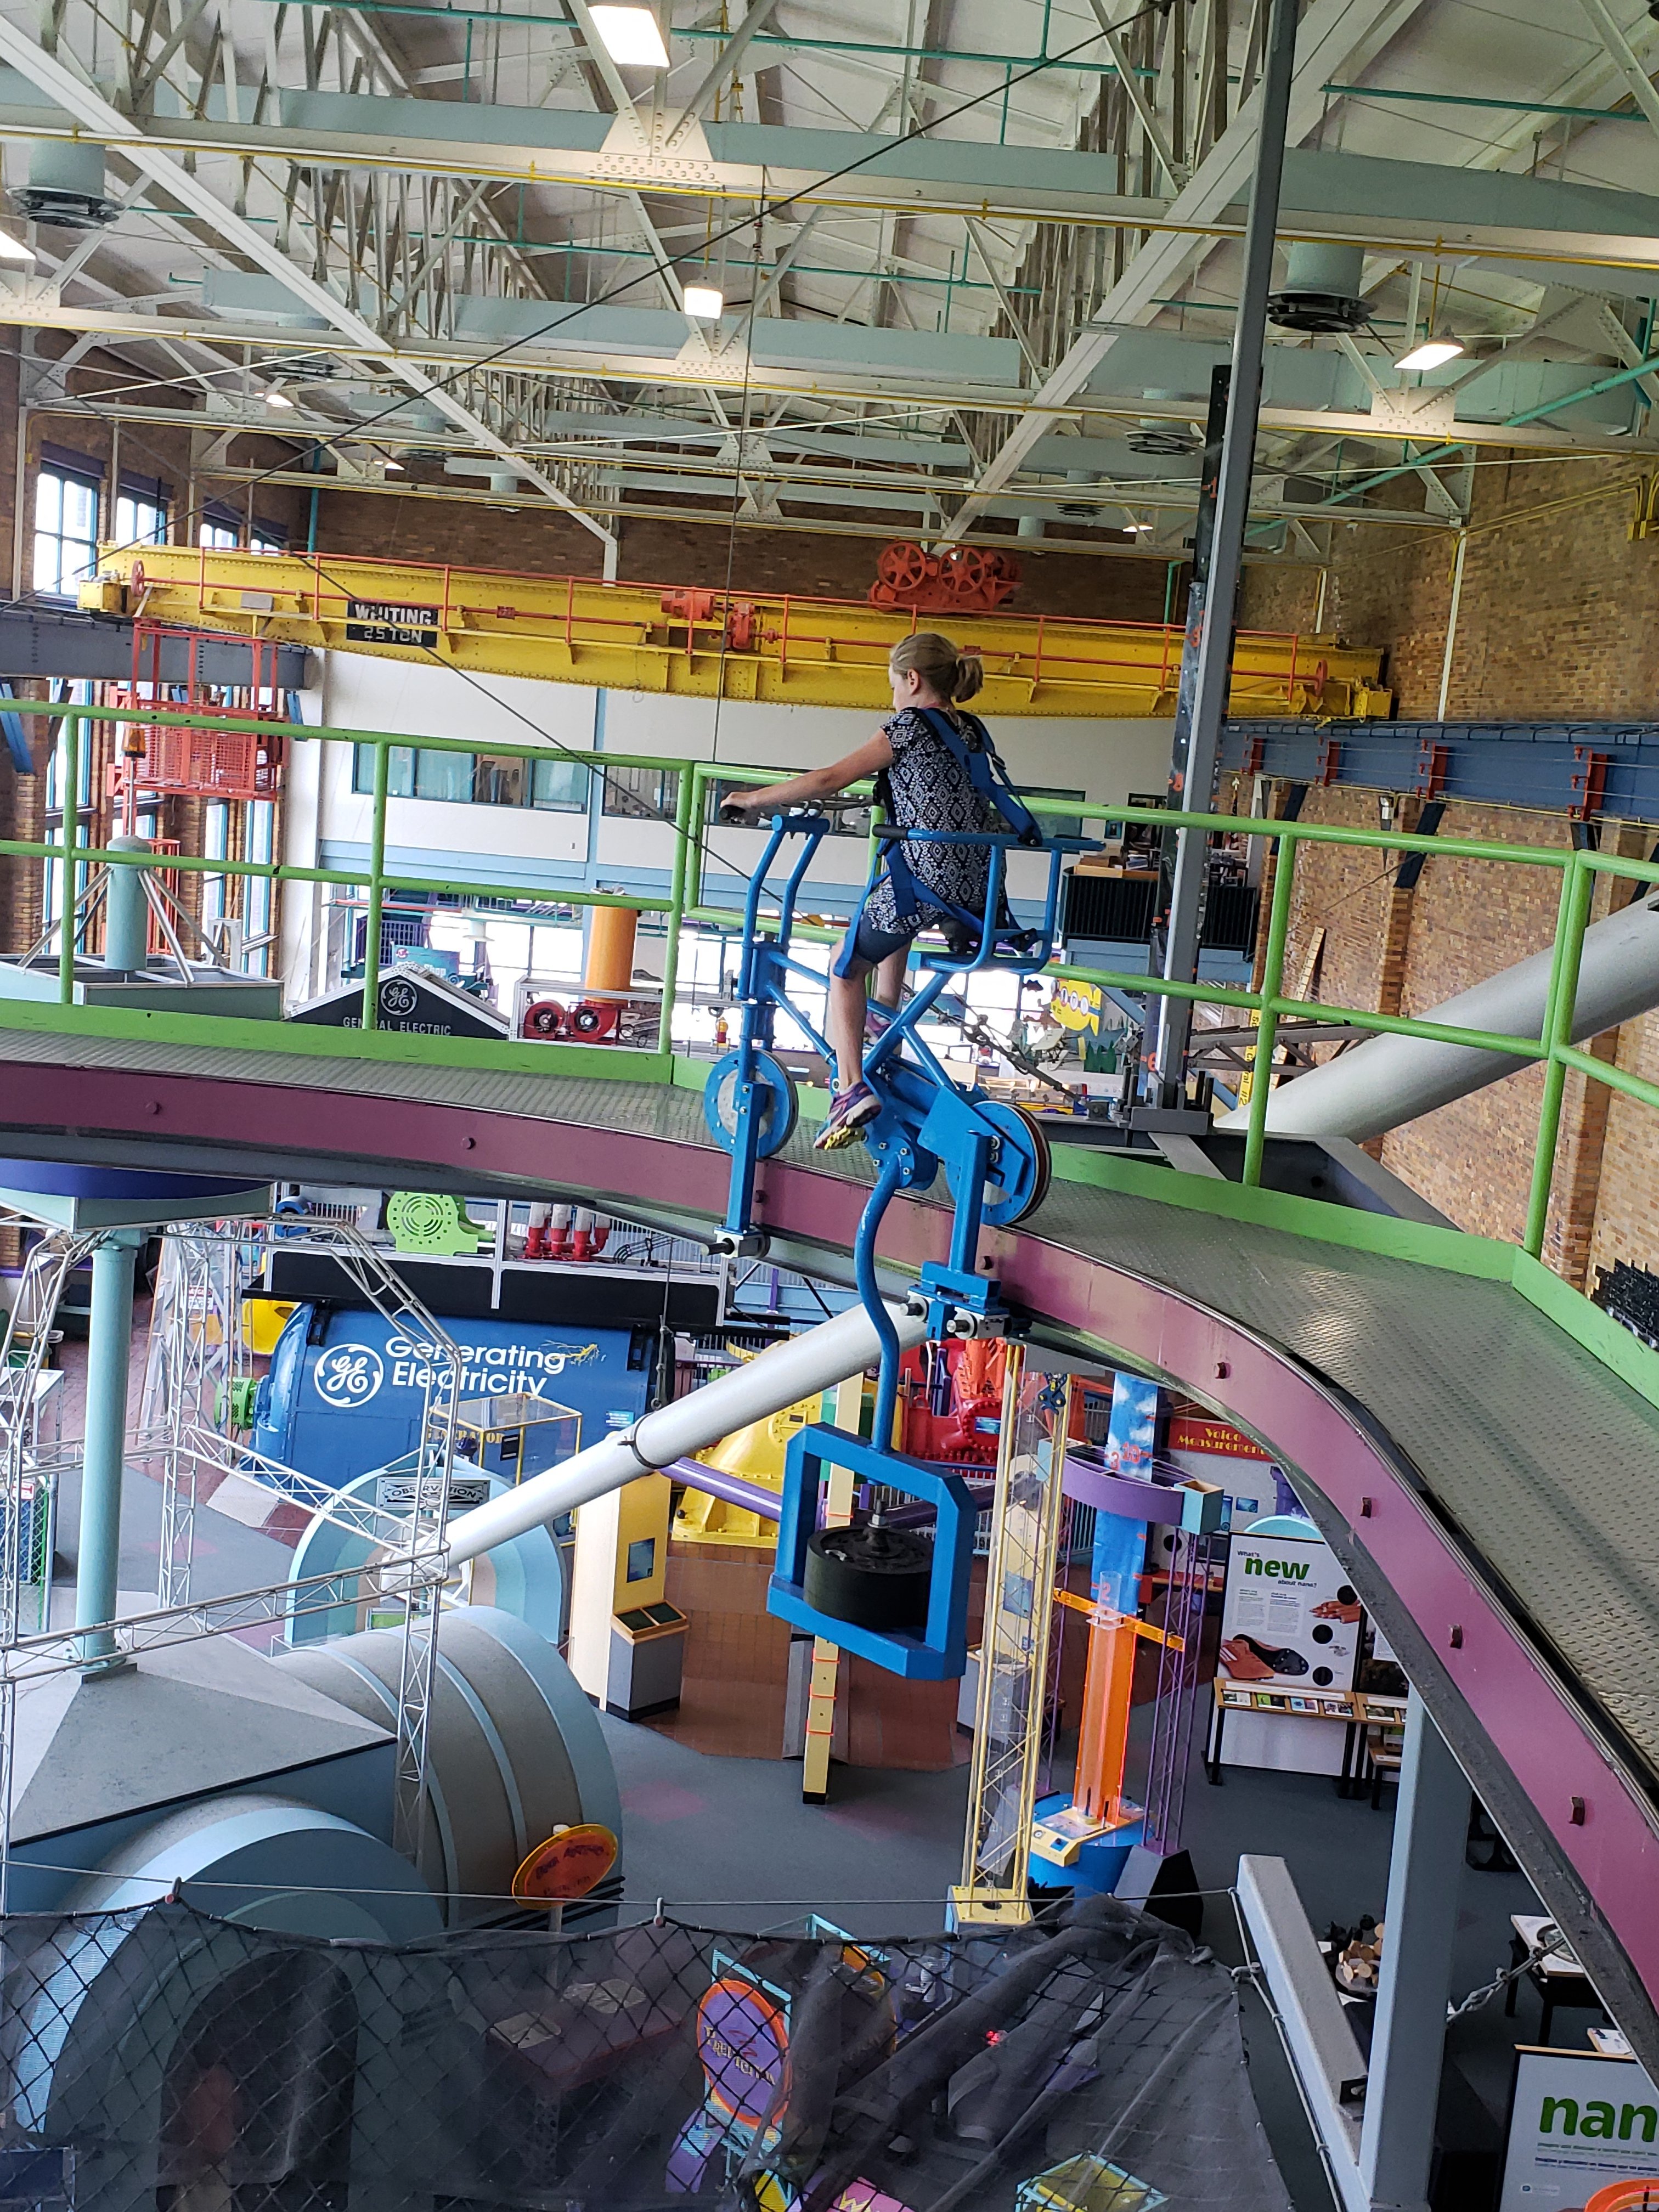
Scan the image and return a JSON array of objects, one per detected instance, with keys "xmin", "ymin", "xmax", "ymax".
[
  {"xmin": 703, "ymin": 795, "xmax": 1098, "ymax": 1679},
  {"xmin": 704, "ymin": 799, "xmax": 1095, "ymax": 1421}
]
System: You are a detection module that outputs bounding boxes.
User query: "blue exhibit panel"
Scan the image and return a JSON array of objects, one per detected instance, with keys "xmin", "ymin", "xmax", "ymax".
[{"xmin": 251, "ymin": 1305, "xmax": 653, "ymax": 1487}]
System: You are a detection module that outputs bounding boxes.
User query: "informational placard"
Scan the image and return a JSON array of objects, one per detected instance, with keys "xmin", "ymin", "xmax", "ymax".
[
  {"xmin": 1499, "ymin": 2046, "xmax": 1659, "ymax": 2210},
  {"xmin": 344, "ymin": 596, "xmax": 439, "ymax": 650},
  {"xmin": 1218, "ymin": 1528, "xmax": 1361, "ymax": 1694}
]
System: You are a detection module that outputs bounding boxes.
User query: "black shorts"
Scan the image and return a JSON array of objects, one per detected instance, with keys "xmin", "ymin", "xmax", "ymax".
[{"xmin": 833, "ymin": 913, "xmax": 920, "ymax": 977}]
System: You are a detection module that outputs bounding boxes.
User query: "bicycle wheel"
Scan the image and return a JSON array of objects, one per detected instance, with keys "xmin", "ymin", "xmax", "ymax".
[
  {"xmin": 949, "ymin": 1100, "xmax": 1051, "ymax": 1227},
  {"xmin": 703, "ymin": 1049, "xmax": 800, "ymax": 1159}
]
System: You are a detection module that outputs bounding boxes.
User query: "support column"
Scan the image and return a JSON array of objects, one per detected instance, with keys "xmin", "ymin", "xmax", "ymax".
[
  {"xmin": 1358, "ymin": 1695, "xmax": 1468, "ymax": 2212},
  {"xmin": 103, "ymin": 835, "xmax": 152, "ymax": 971},
  {"xmin": 801, "ymin": 1371, "xmax": 864, "ymax": 1803},
  {"xmin": 1153, "ymin": 0, "xmax": 1300, "ymax": 1094},
  {"xmin": 76, "ymin": 1231, "xmax": 142, "ymax": 1669}
]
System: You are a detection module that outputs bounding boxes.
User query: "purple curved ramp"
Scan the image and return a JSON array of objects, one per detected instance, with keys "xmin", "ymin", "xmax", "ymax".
[{"xmin": 0, "ymin": 1030, "xmax": 1656, "ymax": 2065}]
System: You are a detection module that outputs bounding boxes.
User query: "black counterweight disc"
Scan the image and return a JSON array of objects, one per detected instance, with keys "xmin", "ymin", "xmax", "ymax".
[{"xmin": 803, "ymin": 1523, "xmax": 933, "ymax": 1632}]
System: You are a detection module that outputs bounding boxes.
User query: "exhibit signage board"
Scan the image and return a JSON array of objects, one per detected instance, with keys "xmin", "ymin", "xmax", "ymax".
[
  {"xmin": 1499, "ymin": 2046, "xmax": 1659, "ymax": 2209},
  {"xmin": 1218, "ymin": 1529, "xmax": 1361, "ymax": 1695}
]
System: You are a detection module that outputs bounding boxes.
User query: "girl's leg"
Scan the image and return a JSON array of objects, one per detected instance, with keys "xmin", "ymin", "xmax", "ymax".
[
  {"xmin": 827, "ymin": 958, "xmax": 872, "ymax": 1093},
  {"xmin": 871, "ymin": 947, "xmax": 908, "ymax": 1017}
]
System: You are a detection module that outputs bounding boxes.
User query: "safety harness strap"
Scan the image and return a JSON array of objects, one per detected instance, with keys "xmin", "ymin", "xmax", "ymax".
[{"xmin": 913, "ymin": 708, "xmax": 1042, "ymax": 846}]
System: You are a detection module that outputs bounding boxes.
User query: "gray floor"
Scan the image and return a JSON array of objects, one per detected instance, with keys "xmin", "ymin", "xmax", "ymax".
[
  {"xmin": 598, "ymin": 1702, "xmax": 1555, "ymax": 2212},
  {"xmin": 42, "ymin": 1323, "xmax": 1558, "ymax": 2210}
]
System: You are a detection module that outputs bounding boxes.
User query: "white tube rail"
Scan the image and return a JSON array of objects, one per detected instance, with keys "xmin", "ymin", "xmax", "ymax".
[
  {"xmin": 1217, "ymin": 888, "xmax": 1659, "ymax": 1143},
  {"xmin": 445, "ymin": 1297, "xmax": 929, "ymax": 1568}
]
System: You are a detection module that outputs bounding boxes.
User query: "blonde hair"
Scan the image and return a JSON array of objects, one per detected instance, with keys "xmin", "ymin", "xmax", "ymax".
[{"xmin": 889, "ymin": 630, "xmax": 984, "ymax": 706}]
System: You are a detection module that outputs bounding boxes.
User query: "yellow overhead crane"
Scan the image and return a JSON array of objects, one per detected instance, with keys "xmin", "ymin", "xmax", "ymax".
[{"xmin": 81, "ymin": 545, "xmax": 1392, "ymax": 720}]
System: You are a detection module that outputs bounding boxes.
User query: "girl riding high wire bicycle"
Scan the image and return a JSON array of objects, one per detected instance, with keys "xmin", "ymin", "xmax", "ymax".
[{"xmin": 730, "ymin": 629, "xmax": 1030, "ymax": 1151}]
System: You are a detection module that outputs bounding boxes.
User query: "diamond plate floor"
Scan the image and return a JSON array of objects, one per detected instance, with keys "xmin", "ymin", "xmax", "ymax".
[{"xmin": 4, "ymin": 1023, "xmax": 1659, "ymax": 1800}]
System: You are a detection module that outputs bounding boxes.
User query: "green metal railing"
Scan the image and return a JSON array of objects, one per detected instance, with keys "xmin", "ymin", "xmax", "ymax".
[{"xmin": 2, "ymin": 698, "xmax": 1652, "ymax": 1271}]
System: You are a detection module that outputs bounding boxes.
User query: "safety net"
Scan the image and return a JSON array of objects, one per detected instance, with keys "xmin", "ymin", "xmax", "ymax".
[{"xmin": 0, "ymin": 1892, "xmax": 1290, "ymax": 2210}]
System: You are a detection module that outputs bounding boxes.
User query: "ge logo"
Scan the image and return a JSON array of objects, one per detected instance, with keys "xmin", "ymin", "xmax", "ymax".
[
  {"xmin": 380, "ymin": 977, "xmax": 419, "ymax": 1019},
  {"xmin": 314, "ymin": 1343, "xmax": 385, "ymax": 1408}
]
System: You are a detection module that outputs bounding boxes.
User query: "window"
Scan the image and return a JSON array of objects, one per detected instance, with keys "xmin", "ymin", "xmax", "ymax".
[
  {"xmin": 603, "ymin": 764, "xmax": 679, "ymax": 821},
  {"xmin": 416, "ymin": 749, "xmax": 475, "ymax": 804},
  {"xmin": 531, "ymin": 755, "xmax": 589, "ymax": 812},
  {"xmin": 114, "ymin": 488, "xmax": 167, "ymax": 549},
  {"xmin": 354, "ymin": 745, "xmax": 414, "ymax": 797},
  {"xmin": 245, "ymin": 800, "xmax": 275, "ymax": 974},
  {"xmin": 202, "ymin": 800, "xmax": 229, "ymax": 926},
  {"xmin": 199, "ymin": 520, "xmax": 239, "ymax": 550},
  {"xmin": 1020, "ymin": 786, "xmax": 1086, "ymax": 839},
  {"xmin": 249, "ymin": 526, "xmax": 286, "ymax": 555},
  {"xmin": 351, "ymin": 744, "xmax": 588, "ymax": 812},
  {"xmin": 34, "ymin": 466, "xmax": 100, "ymax": 597}
]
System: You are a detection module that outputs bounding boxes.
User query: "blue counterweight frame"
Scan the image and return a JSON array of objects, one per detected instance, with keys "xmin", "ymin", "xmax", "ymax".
[
  {"xmin": 706, "ymin": 809, "xmax": 1093, "ymax": 1675},
  {"xmin": 769, "ymin": 1424, "xmax": 977, "ymax": 1680}
]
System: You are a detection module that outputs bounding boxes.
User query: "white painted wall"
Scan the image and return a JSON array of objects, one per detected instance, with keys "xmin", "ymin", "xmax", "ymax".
[{"xmin": 312, "ymin": 648, "xmax": 1175, "ymax": 911}]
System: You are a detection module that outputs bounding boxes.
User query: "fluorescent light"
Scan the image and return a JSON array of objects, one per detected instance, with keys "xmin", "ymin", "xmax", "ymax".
[
  {"xmin": 383, "ymin": 457, "xmax": 403, "ymax": 471},
  {"xmin": 1395, "ymin": 338, "xmax": 1464, "ymax": 373},
  {"xmin": 263, "ymin": 382, "xmax": 295, "ymax": 409},
  {"xmin": 590, "ymin": 5, "xmax": 669, "ymax": 66},
  {"xmin": 682, "ymin": 283, "xmax": 724, "ymax": 320},
  {"xmin": 0, "ymin": 232, "xmax": 34, "ymax": 264}
]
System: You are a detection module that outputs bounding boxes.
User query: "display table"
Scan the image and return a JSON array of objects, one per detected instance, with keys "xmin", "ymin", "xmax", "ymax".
[{"xmin": 1206, "ymin": 1678, "xmax": 1364, "ymax": 1788}]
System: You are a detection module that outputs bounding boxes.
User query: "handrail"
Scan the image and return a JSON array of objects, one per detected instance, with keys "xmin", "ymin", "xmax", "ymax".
[{"xmin": 2, "ymin": 697, "xmax": 1655, "ymax": 1270}]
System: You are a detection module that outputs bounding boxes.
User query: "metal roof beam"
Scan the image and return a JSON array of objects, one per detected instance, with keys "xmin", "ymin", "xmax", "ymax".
[
  {"xmin": 8, "ymin": 292, "xmax": 1657, "ymax": 458},
  {"xmin": 0, "ymin": 20, "xmax": 616, "ymax": 555},
  {"xmin": 936, "ymin": 0, "xmax": 1438, "ymax": 541}
]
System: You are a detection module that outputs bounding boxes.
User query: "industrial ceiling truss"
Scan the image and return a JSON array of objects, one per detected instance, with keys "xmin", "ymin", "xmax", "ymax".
[{"xmin": 2, "ymin": 0, "xmax": 1659, "ymax": 565}]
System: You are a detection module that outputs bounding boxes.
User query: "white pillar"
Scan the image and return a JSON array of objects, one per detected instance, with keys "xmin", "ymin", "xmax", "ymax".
[{"xmin": 1358, "ymin": 1695, "xmax": 1469, "ymax": 2212}]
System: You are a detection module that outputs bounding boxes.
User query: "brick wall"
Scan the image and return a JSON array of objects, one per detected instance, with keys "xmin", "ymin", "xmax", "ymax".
[
  {"xmin": 1236, "ymin": 446, "xmax": 1659, "ymax": 1283},
  {"xmin": 311, "ymin": 483, "xmax": 1177, "ymax": 621},
  {"xmin": 1243, "ymin": 451, "xmax": 1659, "ymax": 721}
]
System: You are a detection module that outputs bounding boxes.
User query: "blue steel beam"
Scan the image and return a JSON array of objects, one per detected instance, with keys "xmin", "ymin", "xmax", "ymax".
[{"xmin": 1223, "ymin": 718, "xmax": 1659, "ymax": 827}]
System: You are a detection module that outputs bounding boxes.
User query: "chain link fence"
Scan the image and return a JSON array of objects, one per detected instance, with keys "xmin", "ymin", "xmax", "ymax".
[{"xmin": 0, "ymin": 1892, "xmax": 1289, "ymax": 2211}]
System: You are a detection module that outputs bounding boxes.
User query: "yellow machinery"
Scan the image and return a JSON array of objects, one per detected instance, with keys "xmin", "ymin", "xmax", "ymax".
[
  {"xmin": 81, "ymin": 545, "xmax": 1391, "ymax": 719},
  {"xmin": 672, "ymin": 1391, "xmax": 822, "ymax": 1545}
]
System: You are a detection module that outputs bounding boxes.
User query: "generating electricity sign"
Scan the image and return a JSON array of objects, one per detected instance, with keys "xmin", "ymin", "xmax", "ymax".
[
  {"xmin": 1500, "ymin": 2047, "xmax": 1659, "ymax": 2209},
  {"xmin": 344, "ymin": 596, "xmax": 439, "ymax": 650},
  {"xmin": 1218, "ymin": 1529, "xmax": 1361, "ymax": 1694},
  {"xmin": 252, "ymin": 1306, "xmax": 651, "ymax": 1488}
]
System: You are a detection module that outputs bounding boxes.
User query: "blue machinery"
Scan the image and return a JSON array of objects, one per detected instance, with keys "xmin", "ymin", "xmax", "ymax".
[{"xmin": 703, "ymin": 807, "xmax": 1086, "ymax": 1678}]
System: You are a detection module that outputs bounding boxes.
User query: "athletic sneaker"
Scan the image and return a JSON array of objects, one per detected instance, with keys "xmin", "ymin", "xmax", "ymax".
[{"xmin": 815, "ymin": 1081, "xmax": 880, "ymax": 1150}]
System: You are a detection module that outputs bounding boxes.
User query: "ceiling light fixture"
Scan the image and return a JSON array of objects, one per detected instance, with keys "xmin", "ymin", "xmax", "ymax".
[
  {"xmin": 263, "ymin": 382, "xmax": 295, "ymax": 409},
  {"xmin": 590, "ymin": 5, "xmax": 669, "ymax": 66},
  {"xmin": 383, "ymin": 457, "xmax": 403, "ymax": 471},
  {"xmin": 0, "ymin": 231, "xmax": 35, "ymax": 263},
  {"xmin": 682, "ymin": 283, "xmax": 724, "ymax": 320},
  {"xmin": 1395, "ymin": 337, "xmax": 1464, "ymax": 373}
]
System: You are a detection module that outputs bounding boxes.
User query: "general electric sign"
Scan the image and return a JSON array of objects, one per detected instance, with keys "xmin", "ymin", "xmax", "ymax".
[
  {"xmin": 314, "ymin": 1342, "xmax": 385, "ymax": 1408},
  {"xmin": 310, "ymin": 1330, "xmax": 599, "ymax": 1407}
]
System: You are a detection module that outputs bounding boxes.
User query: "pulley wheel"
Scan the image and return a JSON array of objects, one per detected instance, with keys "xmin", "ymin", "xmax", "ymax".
[
  {"xmin": 947, "ymin": 1100, "xmax": 1051, "ymax": 1227},
  {"xmin": 804, "ymin": 1522, "xmax": 932, "ymax": 1633},
  {"xmin": 703, "ymin": 1048, "xmax": 799, "ymax": 1159},
  {"xmin": 876, "ymin": 540, "xmax": 931, "ymax": 596}
]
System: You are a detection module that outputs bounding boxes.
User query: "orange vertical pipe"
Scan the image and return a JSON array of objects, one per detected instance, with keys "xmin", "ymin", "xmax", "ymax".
[
  {"xmin": 1075, "ymin": 1614, "xmax": 1139, "ymax": 1826},
  {"xmin": 585, "ymin": 905, "xmax": 638, "ymax": 994}
]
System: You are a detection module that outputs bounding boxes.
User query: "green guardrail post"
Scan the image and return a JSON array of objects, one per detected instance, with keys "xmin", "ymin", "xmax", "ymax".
[
  {"xmin": 58, "ymin": 710, "xmax": 81, "ymax": 1006},
  {"xmin": 658, "ymin": 764, "xmax": 695, "ymax": 1056},
  {"xmin": 1523, "ymin": 848, "xmax": 1594, "ymax": 1259},
  {"xmin": 1243, "ymin": 828, "xmax": 1298, "ymax": 1188},
  {"xmin": 362, "ymin": 737, "xmax": 390, "ymax": 1031}
]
